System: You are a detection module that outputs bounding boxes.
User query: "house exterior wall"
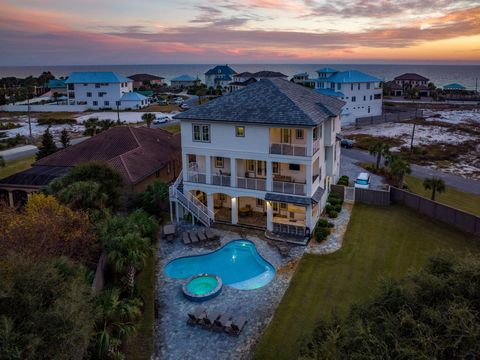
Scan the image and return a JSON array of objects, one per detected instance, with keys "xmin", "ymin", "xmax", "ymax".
[
  {"xmin": 132, "ymin": 159, "xmax": 180, "ymax": 192},
  {"xmin": 68, "ymin": 81, "xmax": 133, "ymax": 109}
]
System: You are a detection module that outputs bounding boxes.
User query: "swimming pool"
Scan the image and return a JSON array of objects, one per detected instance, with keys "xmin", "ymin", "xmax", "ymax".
[{"xmin": 164, "ymin": 240, "xmax": 275, "ymax": 290}]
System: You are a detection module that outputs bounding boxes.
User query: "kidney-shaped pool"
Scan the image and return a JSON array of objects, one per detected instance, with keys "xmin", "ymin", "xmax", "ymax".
[{"xmin": 164, "ymin": 239, "xmax": 275, "ymax": 290}]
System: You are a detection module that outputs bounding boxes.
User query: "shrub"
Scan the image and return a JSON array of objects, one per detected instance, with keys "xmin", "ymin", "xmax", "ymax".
[
  {"xmin": 334, "ymin": 204, "xmax": 342, "ymax": 212},
  {"xmin": 328, "ymin": 210, "xmax": 338, "ymax": 218},
  {"xmin": 328, "ymin": 197, "xmax": 342, "ymax": 206},
  {"xmin": 337, "ymin": 175, "xmax": 349, "ymax": 186},
  {"xmin": 315, "ymin": 226, "xmax": 331, "ymax": 242},
  {"xmin": 325, "ymin": 204, "xmax": 334, "ymax": 213},
  {"xmin": 317, "ymin": 219, "xmax": 329, "ymax": 228}
]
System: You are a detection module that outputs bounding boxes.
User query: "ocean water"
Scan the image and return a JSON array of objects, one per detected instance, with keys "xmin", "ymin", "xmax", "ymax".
[{"xmin": 1, "ymin": 64, "xmax": 479, "ymax": 89}]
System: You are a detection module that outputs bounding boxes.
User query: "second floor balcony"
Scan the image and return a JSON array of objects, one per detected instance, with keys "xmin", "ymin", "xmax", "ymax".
[{"xmin": 269, "ymin": 127, "xmax": 321, "ymax": 157}]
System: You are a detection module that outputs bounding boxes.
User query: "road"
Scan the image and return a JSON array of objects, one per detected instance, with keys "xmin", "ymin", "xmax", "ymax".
[
  {"xmin": 342, "ymin": 148, "xmax": 480, "ymax": 195},
  {"xmin": 1, "ymin": 136, "xmax": 90, "ymax": 161}
]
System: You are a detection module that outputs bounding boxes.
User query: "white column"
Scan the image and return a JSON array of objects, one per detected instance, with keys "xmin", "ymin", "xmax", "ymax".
[
  {"xmin": 306, "ymin": 206, "xmax": 312, "ymax": 230},
  {"xmin": 175, "ymin": 201, "xmax": 180, "ymax": 222},
  {"xmin": 8, "ymin": 191, "xmax": 14, "ymax": 208},
  {"xmin": 230, "ymin": 158, "xmax": 237, "ymax": 187},
  {"xmin": 266, "ymin": 160, "xmax": 272, "ymax": 191},
  {"xmin": 207, "ymin": 193, "xmax": 214, "ymax": 220},
  {"xmin": 267, "ymin": 201, "xmax": 273, "ymax": 231},
  {"xmin": 169, "ymin": 201, "xmax": 173, "ymax": 223},
  {"xmin": 205, "ymin": 155, "xmax": 212, "ymax": 184},
  {"xmin": 306, "ymin": 128, "xmax": 313, "ymax": 156},
  {"xmin": 306, "ymin": 161, "xmax": 313, "ymax": 197},
  {"xmin": 231, "ymin": 197, "xmax": 238, "ymax": 224},
  {"xmin": 182, "ymin": 153, "xmax": 188, "ymax": 180}
]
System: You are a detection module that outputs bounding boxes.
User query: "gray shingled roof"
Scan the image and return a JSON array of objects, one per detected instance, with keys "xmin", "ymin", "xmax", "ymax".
[{"xmin": 174, "ymin": 78, "xmax": 344, "ymax": 126}]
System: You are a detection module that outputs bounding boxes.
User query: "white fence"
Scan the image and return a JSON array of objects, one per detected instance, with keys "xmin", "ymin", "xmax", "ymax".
[{"xmin": 2, "ymin": 104, "xmax": 89, "ymax": 112}]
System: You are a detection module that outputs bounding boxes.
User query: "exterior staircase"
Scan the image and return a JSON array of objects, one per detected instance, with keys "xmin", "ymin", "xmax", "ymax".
[{"xmin": 169, "ymin": 170, "xmax": 214, "ymax": 227}]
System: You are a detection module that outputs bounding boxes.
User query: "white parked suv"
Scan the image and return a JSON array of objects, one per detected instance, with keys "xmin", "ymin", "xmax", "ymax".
[{"xmin": 354, "ymin": 172, "xmax": 370, "ymax": 189}]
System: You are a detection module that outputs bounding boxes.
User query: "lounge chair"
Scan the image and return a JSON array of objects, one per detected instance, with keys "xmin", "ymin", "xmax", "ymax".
[
  {"xmin": 205, "ymin": 228, "xmax": 219, "ymax": 241},
  {"xmin": 213, "ymin": 314, "xmax": 231, "ymax": 332},
  {"xmin": 226, "ymin": 316, "xmax": 247, "ymax": 336},
  {"xmin": 203, "ymin": 311, "xmax": 221, "ymax": 327},
  {"xmin": 187, "ymin": 307, "xmax": 207, "ymax": 326},
  {"xmin": 183, "ymin": 232, "xmax": 191, "ymax": 245},
  {"xmin": 197, "ymin": 230, "xmax": 207, "ymax": 242},
  {"xmin": 188, "ymin": 231, "xmax": 199, "ymax": 243}
]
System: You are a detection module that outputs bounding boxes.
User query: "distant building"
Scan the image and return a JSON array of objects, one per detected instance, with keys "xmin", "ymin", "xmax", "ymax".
[
  {"xmin": 65, "ymin": 72, "xmax": 148, "ymax": 110},
  {"xmin": 170, "ymin": 74, "xmax": 201, "ymax": 88},
  {"xmin": 228, "ymin": 70, "xmax": 288, "ymax": 92},
  {"xmin": 310, "ymin": 68, "xmax": 382, "ymax": 125},
  {"xmin": 0, "ymin": 126, "xmax": 182, "ymax": 207},
  {"xmin": 393, "ymin": 73, "xmax": 431, "ymax": 97},
  {"xmin": 47, "ymin": 79, "xmax": 67, "ymax": 92},
  {"xmin": 204, "ymin": 65, "xmax": 236, "ymax": 89},
  {"xmin": 128, "ymin": 73, "xmax": 165, "ymax": 89},
  {"xmin": 228, "ymin": 77, "xmax": 257, "ymax": 92},
  {"xmin": 291, "ymin": 72, "xmax": 309, "ymax": 84},
  {"xmin": 443, "ymin": 83, "xmax": 466, "ymax": 91}
]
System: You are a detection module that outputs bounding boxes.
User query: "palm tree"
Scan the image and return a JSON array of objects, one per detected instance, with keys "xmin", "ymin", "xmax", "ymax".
[
  {"xmin": 369, "ymin": 141, "xmax": 390, "ymax": 170},
  {"xmin": 423, "ymin": 177, "xmax": 446, "ymax": 201},
  {"xmin": 95, "ymin": 288, "xmax": 141, "ymax": 359},
  {"xmin": 53, "ymin": 91, "xmax": 59, "ymax": 104},
  {"xmin": 141, "ymin": 113, "xmax": 155, "ymax": 128},
  {"xmin": 105, "ymin": 232, "xmax": 151, "ymax": 291},
  {"xmin": 386, "ymin": 155, "xmax": 411, "ymax": 188}
]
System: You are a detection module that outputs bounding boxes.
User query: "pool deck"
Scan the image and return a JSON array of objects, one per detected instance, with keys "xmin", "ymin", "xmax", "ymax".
[{"xmin": 154, "ymin": 226, "xmax": 304, "ymax": 360}]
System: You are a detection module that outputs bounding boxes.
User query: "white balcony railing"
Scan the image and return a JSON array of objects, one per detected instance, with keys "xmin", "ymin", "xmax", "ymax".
[
  {"xmin": 272, "ymin": 222, "xmax": 307, "ymax": 237},
  {"xmin": 212, "ymin": 174, "xmax": 231, "ymax": 187},
  {"xmin": 237, "ymin": 177, "xmax": 266, "ymax": 191},
  {"xmin": 313, "ymin": 140, "xmax": 320, "ymax": 155},
  {"xmin": 186, "ymin": 172, "xmax": 206, "ymax": 184},
  {"xmin": 270, "ymin": 143, "xmax": 307, "ymax": 157},
  {"xmin": 272, "ymin": 180, "xmax": 306, "ymax": 195}
]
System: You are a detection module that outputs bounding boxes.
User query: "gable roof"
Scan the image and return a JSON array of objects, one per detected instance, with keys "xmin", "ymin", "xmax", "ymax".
[
  {"xmin": 205, "ymin": 65, "xmax": 236, "ymax": 76},
  {"xmin": 253, "ymin": 71, "xmax": 288, "ymax": 78},
  {"xmin": 128, "ymin": 73, "xmax": 164, "ymax": 81},
  {"xmin": 394, "ymin": 73, "xmax": 429, "ymax": 81},
  {"xmin": 325, "ymin": 70, "xmax": 380, "ymax": 83},
  {"xmin": 65, "ymin": 72, "xmax": 132, "ymax": 84},
  {"xmin": 174, "ymin": 78, "xmax": 345, "ymax": 126},
  {"xmin": 171, "ymin": 74, "xmax": 197, "ymax": 82},
  {"xmin": 120, "ymin": 92, "xmax": 148, "ymax": 101},
  {"xmin": 34, "ymin": 126, "xmax": 181, "ymax": 185}
]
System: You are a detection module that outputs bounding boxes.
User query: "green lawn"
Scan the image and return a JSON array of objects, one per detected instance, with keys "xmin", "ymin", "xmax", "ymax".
[
  {"xmin": 405, "ymin": 175, "xmax": 480, "ymax": 216},
  {"xmin": 124, "ymin": 253, "xmax": 156, "ymax": 360},
  {"xmin": 0, "ymin": 155, "xmax": 35, "ymax": 179},
  {"xmin": 254, "ymin": 204, "xmax": 480, "ymax": 360}
]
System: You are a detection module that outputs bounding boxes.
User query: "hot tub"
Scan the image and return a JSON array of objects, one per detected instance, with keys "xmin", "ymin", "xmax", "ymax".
[{"xmin": 182, "ymin": 274, "xmax": 222, "ymax": 302}]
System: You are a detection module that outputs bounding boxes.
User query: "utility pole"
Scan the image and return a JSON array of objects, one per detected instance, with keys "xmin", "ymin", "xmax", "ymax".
[
  {"xmin": 410, "ymin": 121, "xmax": 416, "ymax": 154},
  {"xmin": 116, "ymin": 103, "xmax": 120, "ymax": 123},
  {"xmin": 27, "ymin": 89, "xmax": 32, "ymax": 141}
]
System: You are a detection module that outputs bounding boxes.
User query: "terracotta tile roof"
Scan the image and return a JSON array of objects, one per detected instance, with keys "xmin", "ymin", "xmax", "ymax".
[{"xmin": 35, "ymin": 126, "xmax": 181, "ymax": 186}]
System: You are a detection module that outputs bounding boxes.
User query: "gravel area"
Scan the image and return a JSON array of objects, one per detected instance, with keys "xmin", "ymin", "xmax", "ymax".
[{"xmin": 155, "ymin": 226, "xmax": 304, "ymax": 360}]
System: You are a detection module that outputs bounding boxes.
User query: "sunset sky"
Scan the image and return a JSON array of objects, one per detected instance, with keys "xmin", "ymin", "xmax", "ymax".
[{"xmin": 1, "ymin": 0, "xmax": 480, "ymax": 65}]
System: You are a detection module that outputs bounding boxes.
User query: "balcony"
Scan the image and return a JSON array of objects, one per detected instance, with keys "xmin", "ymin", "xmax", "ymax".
[
  {"xmin": 212, "ymin": 174, "xmax": 231, "ymax": 187},
  {"xmin": 270, "ymin": 143, "xmax": 306, "ymax": 157},
  {"xmin": 187, "ymin": 172, "xmax": 206, "ymax": 184},
  {"xmin": 237, "ymin": 177, "xmax": 266, "ymax": 191},
  {"xmin": 272, "ymin": 180, "xmax": 306, "ymax": 196}
]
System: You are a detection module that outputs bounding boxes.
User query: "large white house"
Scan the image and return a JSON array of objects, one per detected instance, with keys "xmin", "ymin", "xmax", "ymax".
[
  {"xmin": 169, "ymin": 78, "xmax": 344, "ymax": 240},
  {"xmin": 65, "ymin": 72, "xmax": 149, "ymax": 110},
  {"xmin": 310, "ymin": 68, "xmax": 382, "ymax": 125}
]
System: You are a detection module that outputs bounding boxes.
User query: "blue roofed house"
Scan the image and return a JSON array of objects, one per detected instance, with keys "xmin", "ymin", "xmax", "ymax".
[
  {"xmin": 64, "ymin": 71, "xmax": 148, "ymax": 110},
  {"xmin": 310, "ymin": 68, "xmax": 383, "ymax": 125},
  {"xmin": 204, "ymin": 65, "xmax": 236, "ymax": 89},
  {"xmin": 47, "ymin": 79, "xmax": 67, "ymax": 91},
  {"xmin": 170, "ymin": 74, "xmax": 201, "ymax": 89}
]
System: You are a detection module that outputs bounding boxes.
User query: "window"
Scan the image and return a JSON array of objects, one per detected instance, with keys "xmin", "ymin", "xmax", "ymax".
[
  {"xmin": 330, "ymin": 82, "xmax": 335, "ymax": 89},
  {"xmin": 68, "ymin": 84, "xmax": 74, "ymax": 90},
  {"xmin": 280, "ymin": 202, "xmax": 287, "ymax": 210},
  {"xmin": 367, "ymin": 83, "xmax": 371, "ymax": 89},
  {"xmin": 289, "ymin": 163, "xmax": 300, "ymax": 171},
  {"xmin": 104, "ymin": 101, "xmax": 109, "ymax": 106},
  {"xmin": 295, "ymin": 129, "xmax": 304, "ymax": 139},
  {"xmin": 363, "ymin": 96, "xmax": 366, "ymax": 101},
  {"xmin": 86, "ymin": 92, "xmax": 92, "ymax": 97},
  {"xmin": 93, "ymin": 101, "xmax": 98, "ymax": 106},
  {"xmin": 273, "ymin": 202, "xmax": 279, "ymax": 212},
  {"xmin": 370, "ymin": 95, "xmax": 373, "ymax": 100},
  {"xmin": 357, "ymin": 83, "xmax": 361, "ymax": 90},
  {"xmin": 313, "ymin": 127, "xmax": 318, "ymax": 140},
  {"xmin": 116, "ymin": 101, "xmax": 121, "ymax": 106},
  {"xmin": 256, "ymin": 199, "xmax": 264, "ymax": 207},
  {"xmin": 368, "ymin": 106, "xmax": 371, "ymax": 113},
  {"xmin": 167, "ymin": 163, "xmax": 171, "ymax": 174},
  {"xmin": 246, "ymin": 160, "xmax": 255, "ymax": 172},
  {"xmin": 272, "ymin": 162, "xmax": 280, "ymax": 174},
  {"xmin": 83, "ymin": 83, "xmax": 88, "ymax": 86},
  {"xmin": 235, "ymin": 126, "xmax": 245, "ymax": 137},
  {"xmin": 192, "ymin": 124, "xmax": 210, "ymax": 142},
  {"xmin": 337, "ymin": 83, "xmax": 342, "ymax": 90},
  {"xmin": 281, "ymin": 128, "xmax": 290, "ymax": 143},
  {"xmin": 351, "ymin": 96, "xmax": 356, "ymax": 102},
  {"xmin": 374, "ymin": 93, "xmax": 382, "ymax": 100},
  {"xmin": 95, "ymin": 84, "xmax": 100, "ymax": 88},
  {"xmin": 215, "ymin": 157, "xmax": 224, "ymax": 168},
  {"xmin": 155, "ymin": 170, "xmax": 160, "ymax": 178},
  {"xmin": 350, "ymin": 83, "xmax": 354, "ymax": 91}
]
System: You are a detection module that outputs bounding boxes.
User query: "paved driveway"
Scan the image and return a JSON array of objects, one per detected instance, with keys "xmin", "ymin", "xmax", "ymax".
[{"xmin": 340, "ymin": 153, "xmax": 385, "ymax": 189}]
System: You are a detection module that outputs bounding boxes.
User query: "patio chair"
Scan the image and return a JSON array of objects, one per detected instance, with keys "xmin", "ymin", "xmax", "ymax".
[
  {"xmin": 226, "ymin": 316, "xmax": 247, "ymax": 336},
  {"xmin": 213, "ymin": 314, "xmax": 232, "ymax": 332},
  {"xmin": 205, "ymin": 228, "xmax": 219, "ymax": 241},
  {"xmin": 188, "ymin": 230, "xmax": 199, "ymax": 243},
  {"xmin": 182, "ymin": 232, "xmax": 191, "ymax": 245},
  {"xmin": 187, "ymin": 307, "xmax": 207, "ymax": 326},
  {"xmin": 203, "ymin": 311, "xmax": 221, "ymax": 328},
  {"xmin": 197, "ymin": 229, "xmax": 207, "ymax": 242}
]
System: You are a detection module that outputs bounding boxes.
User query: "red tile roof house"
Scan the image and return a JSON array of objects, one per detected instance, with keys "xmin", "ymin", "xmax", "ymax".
[{"xmin": 0, "ymin": 126, "xmax": 181, "ymax": 207}]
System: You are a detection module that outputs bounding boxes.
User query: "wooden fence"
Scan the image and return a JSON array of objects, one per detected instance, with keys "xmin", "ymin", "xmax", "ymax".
[
  {"xmin": 330, "ymin": 184, "xmax": 390, "ymax": 206},
  {"xmin": 390, "ymin": 187, "xmax": 480, "ymax": 236},
  {"xmin": 355, "ymin": 109, "xmax": 423, "ymax": 126}
]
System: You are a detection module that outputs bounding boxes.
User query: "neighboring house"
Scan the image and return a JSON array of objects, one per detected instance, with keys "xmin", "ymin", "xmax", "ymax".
[
  {"xmin": 0, "ymin": 126, "xmax": 181, "ymax": 207},
  {"xmin": 384, "ymin": 81, "xmax": 404, "ymax": 97},
  {"xmin": 119, "ymin": 91, "xmax": 150, "ymax": 110},
  {"xmin": 170, "ymin": 74, "xmax": 201, "ymax": 88},
  {"xmin": 47, "ymin": 79, "xmax": 67, "ymax": 93},
  {"xmin": 228, "ymin": 70, "xmax": 288, "ymax": 92},
  {"xmin": 310, "ymin": 68, "xmax": 382, "ymax": 125},
  {"xmin": 128, "ymin": 73, "xmax": 165, "ymax": 89},
  {"xmin": 291, "ymin": 72, "xmax": 310, "ymax": 84},
  {"xmin": 64, "ymin": 72, "xmax": 147, "ymax": 110},
  {"xmin": 169, "ymin": 78, "xmax": 344, "ymax": 239},
  {"xmin": 443, "ymin": 83, "xmax": 466, "ymax": 91},
  {"xmin": 204, "ymin": 65, "xmax": 237, "ymax": 89},
  {"xmin": 393, "ymin": 73, "xmax": 431, "ymax": 97}
]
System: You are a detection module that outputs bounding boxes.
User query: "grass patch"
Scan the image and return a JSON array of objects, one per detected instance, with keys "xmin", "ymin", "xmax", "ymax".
[
  {"xmin": 124, "ymin": 252, "xmax": 156, "ymax": 360},
  {"xmin": 0, "ymin": 154, "xmax": 36, "ymax": 179},
  {"xmin": 35, "ymin": 112, "xmax": 77, "ymax": 125},
  {"xmin": 254, "ymin": 204, "xmax": 480, "ymax": 360},
  {"xmin": 345, "ymin": 133, "xmax": 403, "ymax": 151},
  {"xmin": 140, "ymin": 104, "xmax": 180, "ymax": 113},
  {"xmin": 159, "ymin": 124, "xmax": 180, "ymax": 134},
  {"xmin": 405, "ymin": 174, "xmax": 480, "ymax": 216}
]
